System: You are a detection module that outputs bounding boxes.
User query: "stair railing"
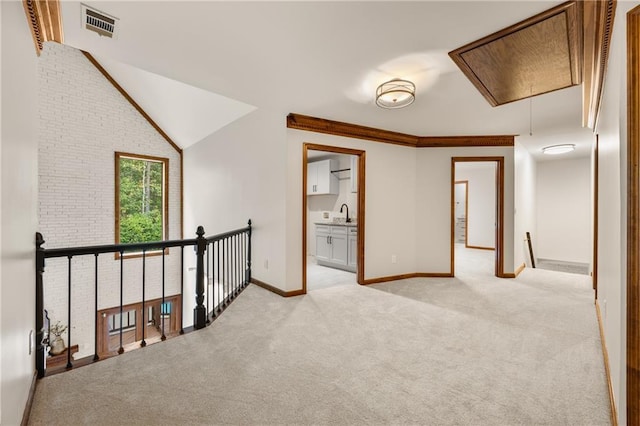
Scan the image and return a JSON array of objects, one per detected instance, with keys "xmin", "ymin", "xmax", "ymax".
[{"xmin": 35, "ymin": 220, "xmax": 251, "ymax": 378}]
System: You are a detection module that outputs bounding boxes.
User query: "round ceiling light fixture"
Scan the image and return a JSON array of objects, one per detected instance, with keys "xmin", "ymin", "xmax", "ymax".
[
  {"xmin": 542, "ymin": 144, "xmax": 575, "ymax": 155},
  {"xmin": 376, "ymin": 78, "xmax": 415, "ymax": 109}
]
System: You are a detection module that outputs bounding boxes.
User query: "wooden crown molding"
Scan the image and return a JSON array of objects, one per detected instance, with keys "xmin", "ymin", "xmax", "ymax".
[
  {"xmin": 449, "ymin": 1, "xmax": 582, "ymax": 107},
  {"xmin": 22, "ymin": 0, "xmax": 64, "ymax": 55},
  {"xmin": 583, "ymin": 0, "xmax": 617, "ymax": 129},
  {"xmin": 287, "ymin": 114, "xmax": 514, "ymax": 148},
  {"xmin": 287, "ymin": 113, "xmax": 418, "ymax": 147}
]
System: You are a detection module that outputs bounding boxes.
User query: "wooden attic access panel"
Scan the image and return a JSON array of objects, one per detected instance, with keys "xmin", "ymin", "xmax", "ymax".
[{"xmin": 449, "ymin": 1, "xmax": 582, "ymax": 107}]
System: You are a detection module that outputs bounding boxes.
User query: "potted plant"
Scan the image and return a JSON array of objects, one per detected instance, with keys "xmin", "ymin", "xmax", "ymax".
[{"xmin": 49, "ymin": 321, "xmax": 67, "ymax": 355}]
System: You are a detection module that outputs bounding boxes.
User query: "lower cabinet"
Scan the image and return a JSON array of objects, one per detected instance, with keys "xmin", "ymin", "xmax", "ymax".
[
  {"xmin": 315, "ymin": 224, "xmax": 356, "ymax": 272},
  {"xmin": 348, "ymin": 227, "xmax": 357, "ymax": 269}
]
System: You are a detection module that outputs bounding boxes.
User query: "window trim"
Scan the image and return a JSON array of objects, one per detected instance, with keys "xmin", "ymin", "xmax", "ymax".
[{"xmin": 114, "ymin": 152, "xmax": 169, "ymax": 259}]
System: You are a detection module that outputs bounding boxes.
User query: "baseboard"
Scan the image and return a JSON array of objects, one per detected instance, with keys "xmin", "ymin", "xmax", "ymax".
[
  {"xmin": 465, "ymin": 245, "xmax": 495, "ymax": 251},
  {"xmin": 595, "ymin": 300, "xmax": 618, "ymax": 426},
  {"xmin": 362, "ymin": 272, "xmax": 453, "ymax": 285},
  {"xmin": 251, "ymin": 278, "xmax": 305, "ymax": 297},
  {"xmin": 21, "ymin": 371, "xmax": 38, "ymax": 426},
  {"xmin": 515, "ymin": 262, "xmax": 526, "ymax": 277}
]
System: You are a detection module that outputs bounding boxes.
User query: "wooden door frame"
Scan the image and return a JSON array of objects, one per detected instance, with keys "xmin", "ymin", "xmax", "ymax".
[
  {"xmin": 303, "ymin": 143, "xmax": 366, "ymax": 293},
  {"xmin": 627, "ymin": 5, "xmax": 640, "ymax": 423},
  {"xmin": 593, "ymin": 134, "xmax": 599, "ymax": 299},
  {"xmin": 451, "ymin": 157, "xmax": 505, "ymax": 277}
]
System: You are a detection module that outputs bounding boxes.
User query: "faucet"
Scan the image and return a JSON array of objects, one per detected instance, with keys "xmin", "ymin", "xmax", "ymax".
[{"xmin": 340, "ymin": 204, "xmax": 351, "ymax": 222}]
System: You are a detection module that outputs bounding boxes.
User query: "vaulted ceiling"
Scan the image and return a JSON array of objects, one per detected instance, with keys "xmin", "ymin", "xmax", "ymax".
[{"xmin": 49, "ymin": 1, "xmax": 595, "ymax": 159}]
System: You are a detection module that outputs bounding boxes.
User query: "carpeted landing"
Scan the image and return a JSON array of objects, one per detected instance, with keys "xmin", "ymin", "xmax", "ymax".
[{"xmin": 29, "ymin": 257, "xmax": 610, "ymax": 425}]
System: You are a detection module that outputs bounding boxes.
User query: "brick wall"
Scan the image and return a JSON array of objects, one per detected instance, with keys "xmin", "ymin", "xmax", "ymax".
[{"xmin": 38, "ymin": 43, "xmax": 183, "ymax": 358}]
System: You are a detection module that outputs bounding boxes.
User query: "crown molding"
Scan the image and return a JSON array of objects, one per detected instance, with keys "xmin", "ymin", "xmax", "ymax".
[
  {"xmin": 22, "ymin": 0, "xmax": 63, "ymax": 55},
  {"xmin": 287, "ymin": 114, "xmax": 514, "ymax": 148}
]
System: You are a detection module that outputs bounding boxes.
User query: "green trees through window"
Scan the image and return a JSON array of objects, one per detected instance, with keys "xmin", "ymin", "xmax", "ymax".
[{"xmin": 116, "ymin": 153, "xmax": 168, "ymax": 246}]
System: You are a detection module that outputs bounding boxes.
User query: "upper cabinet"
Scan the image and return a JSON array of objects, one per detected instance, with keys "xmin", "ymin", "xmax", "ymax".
[
  {"xmin": 308, "ymin": 159, "xmax": 338, "ymax": 195},
  {"xmin": 350, "ymin": 155, "xmax": 358, "ymax": 193}
]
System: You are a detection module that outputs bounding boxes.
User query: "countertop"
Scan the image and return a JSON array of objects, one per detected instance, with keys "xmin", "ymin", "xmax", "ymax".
[{"xmin": 315, "ymin": 221, "xmax": 357, "ymax": 227}]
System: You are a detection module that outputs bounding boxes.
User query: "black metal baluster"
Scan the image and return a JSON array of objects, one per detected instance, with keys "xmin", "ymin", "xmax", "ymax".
[
  {"xmin": 94, "ymin": 254, "xmax": 99, "ymax": 361},
  {"xmin": 161, "ymin": 249, "xmax": 166, "ymax": 340},
  {"xmin": 217, "ymin": 240, "xmax": 221, "ymax": 313},
  {"xmin": 206, "ymin": 241, "xmax": 210, "ymax": 324},
  {"xmin": 234, "ymin": 235, "xmax": 238, "ymax": 297},
  {"xmin": 222, "ymin": 238, "xmax": 226, "ymax": 306},
  {"xmin": 66, "ymin": 256, "xmax": 73, "ymax": 369},
  {"xmin": 228, "ymin": 237, "xmax": 232, "ymax": 301},
  {"xmin": 243, "ymin": 232, "xmax": 247, "ymax": 287},
  {"xmin": 180, "ymin": 245, "xmax": 184, "ymax": 334},
  {"xmin": 141, "ymin": 250, "xmax": 146, "ymax": 347},
  {"xmin": 225, "ymin": 237, "xmax": 229, "ymax": 306},
  {"xmin": 230, "ymin": 236, "xmax": 234, "ymax": 299},
  {"xmin": 118, "ymin": 250, "xmax": 124, "ymax": 355},
  {"xmin": 211, "ymin": 241, "xmax": 217, "ymax": 319},
  {"xmin": 247, "ymin": 219, "xmax": 252, "ymax": 284},
  {"xmin": 236, "ymin": 234, "xmax": 240, "ymax": 295}
]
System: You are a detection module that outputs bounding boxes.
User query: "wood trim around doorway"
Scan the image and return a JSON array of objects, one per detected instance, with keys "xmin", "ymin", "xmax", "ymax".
[
  {"xmin": 627, "ymin": 5, "xmax": 640, "ymax": 423},
  {"xmin": 451, "ymin": 157, "xmax": 505, "ymax": 277},
  {"xmin": 303, "ymin": 143, "xmax": 366, "ymax": 293}
]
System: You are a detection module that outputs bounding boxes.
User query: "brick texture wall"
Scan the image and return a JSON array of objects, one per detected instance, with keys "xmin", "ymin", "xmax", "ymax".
[{"xmin": 38, "ymin": 43, "xmax": 183, "ymax": 358}]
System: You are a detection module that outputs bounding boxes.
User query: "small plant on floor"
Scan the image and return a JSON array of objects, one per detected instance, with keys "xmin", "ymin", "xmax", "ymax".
[{"xmin": 49, "ymin": 321, "xmax": 68, "ymax": 355}]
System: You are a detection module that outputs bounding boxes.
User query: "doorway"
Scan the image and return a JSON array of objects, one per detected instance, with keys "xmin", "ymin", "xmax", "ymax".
[
  {"xmin": 451, "ymin": 157, "xmax": 505, "ymax": 277},
  {"xmin": 303, "ymin": 143, "xmax": 365, "ymax": 293}
]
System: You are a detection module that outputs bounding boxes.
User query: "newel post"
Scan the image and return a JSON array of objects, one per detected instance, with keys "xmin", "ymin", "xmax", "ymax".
[
  {"xmin": 194, "ymin": 226, "xmax": 207, "ymax": 330},
  {"xmin": 247, "ymin": 219, "xmax": 252, "ymax": 284},
  {"xmin": 35, "ymin": 232, "xmax": 46, "ymax": 378}
]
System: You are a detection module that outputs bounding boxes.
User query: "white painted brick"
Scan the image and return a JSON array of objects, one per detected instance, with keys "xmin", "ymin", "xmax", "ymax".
[{"xmin": 38, "ymin": 43, "xmax": 185, "ymax": 359}]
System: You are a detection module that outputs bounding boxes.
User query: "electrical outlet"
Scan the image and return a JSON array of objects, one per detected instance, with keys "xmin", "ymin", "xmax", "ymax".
[
  {"xmin": 264, "ymin": 259, "xmax": 269, "ymax": 269},
  {"xmin": 391, "ymin": 255, "xmax": 397, "ymax": 264}
]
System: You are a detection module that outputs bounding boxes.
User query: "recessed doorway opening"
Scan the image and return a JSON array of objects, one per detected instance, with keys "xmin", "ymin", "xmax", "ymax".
[
  {"xmin": 451, "ymin": 157, "xmax": 505, "ymax": 277},
  {"xmin": 302, "ymin": 144, "xmax": 365, "ymax": 293}
]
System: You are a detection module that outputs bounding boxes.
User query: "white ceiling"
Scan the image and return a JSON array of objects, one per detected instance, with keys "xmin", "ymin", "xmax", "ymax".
[{"xmin": 59, "ymin": 1, "xmax": 595, "ymax": 160}]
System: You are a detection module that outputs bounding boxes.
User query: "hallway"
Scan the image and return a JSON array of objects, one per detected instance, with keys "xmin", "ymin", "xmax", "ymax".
[{"xmin": 28, "ymin": 250, "xmax": 610, "ymax": 425}]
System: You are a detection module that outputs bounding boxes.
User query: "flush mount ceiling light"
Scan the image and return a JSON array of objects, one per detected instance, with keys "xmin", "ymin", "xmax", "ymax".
[
  {"xmin": 375, "ymin": 79, "xmax": 415, "ymax": 109},
  {"xmin": 542, "ymin": 144, "xmax": 575, "ymax": 155}
]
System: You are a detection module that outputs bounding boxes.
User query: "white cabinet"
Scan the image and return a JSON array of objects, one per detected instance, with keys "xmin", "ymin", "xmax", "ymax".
[
  {"xmin": 350, "ymin": 155, "xmax": 358, "ymax": 193},
  {"xmin": 348, "ymin": 227, "xmax": 357, "ymax": 269},
  {"xmin": 328, "ymin": 227, "xmax": 348, "ymax": 266},
  {"xmin": 315, "ymin": 224, "xmax": 356, "ymax": 272},
  {"xmin": 308, "ymin": 159, "xmax": 339, "ymax": 195},
  {"xmin": 315, "ymin": 225, "xmax": 331, "ymax": 262}
]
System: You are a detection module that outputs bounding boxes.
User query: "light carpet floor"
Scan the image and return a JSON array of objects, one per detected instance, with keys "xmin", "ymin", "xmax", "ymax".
[{"xmin": 29, "ymin": 248, "xmax": 610, "ymax": 425}]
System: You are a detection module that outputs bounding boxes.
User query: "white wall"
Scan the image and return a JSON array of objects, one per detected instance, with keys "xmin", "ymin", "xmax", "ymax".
[
  {"xmin": 415, "ymin": 147, "xmax": 515, "ymax": 274},
  {"xmin": 455, "ymin": 162, "xmax": 496, "ymax": 249},
  {"xmin": 38, "ymin": 43, "xmax": 183, "ymax": 357},
  {"xmin": 184, "ymin": 108, "xmax": 288, "ymax": 290},
  {"xmin": 514, "ymin": 141, "xmax": 537, "ymax": 268},
  {"xmin": 594, "ymin": 2, "xmax": 634, "ymax": 422},
  {"xmin": 186, "ymin": 116, "xmax": 516, "ymax": 292},
  {"xmin": 287, "ymin": 130, "xmax": 418, "ymax": 286},
  {"xmin": 1, "ymin": 2, "xmax": 39, "ymax": 423},
  {"xmin": 536, "ymin": 157, "xmax": 591, "ymax": 263},
  {"xmin": 306, "ymin": 153, "xmax": 357, "ymax": 255}
]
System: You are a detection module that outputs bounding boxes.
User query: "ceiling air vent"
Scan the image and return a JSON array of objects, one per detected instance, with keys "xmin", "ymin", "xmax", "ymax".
[{"xmin": 81, "ymin": 4, "xmax": 119, "ymax": 39}]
